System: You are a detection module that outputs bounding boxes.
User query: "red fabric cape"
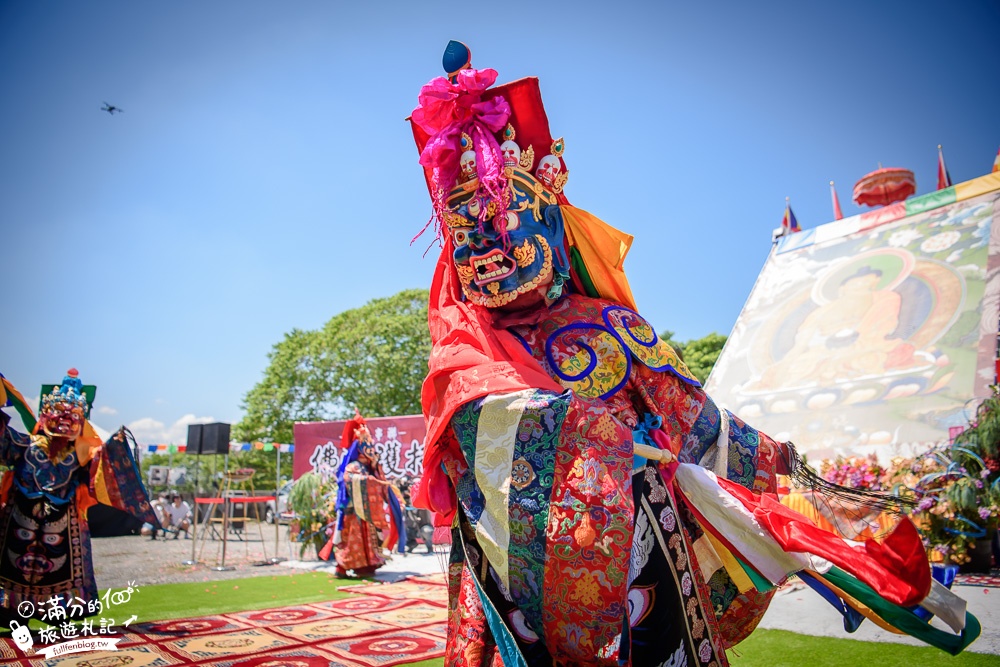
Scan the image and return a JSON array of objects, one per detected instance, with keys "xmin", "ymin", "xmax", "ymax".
[{"xmin": 416, "ymin": 239, "xmax": 562, "ymax": 519}]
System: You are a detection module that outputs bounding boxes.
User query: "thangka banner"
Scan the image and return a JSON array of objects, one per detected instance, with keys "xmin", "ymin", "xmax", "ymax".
[
  {"xmin": 292, "ymin": 415, "xmax": 425, "ymax": 480},
  {"xmin": 707, "ymin": 174, "xmax": 1000, "ymax": 462}
]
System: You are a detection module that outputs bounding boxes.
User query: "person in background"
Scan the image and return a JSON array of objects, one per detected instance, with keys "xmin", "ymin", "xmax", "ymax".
[
  {"xmin": 399, "ymin": 476, "xmax": 434, "ymax": 554},
  {"xmin": 142, "ymin": 492, "xmax": 170, "ymax": 539},
  {"xmin": 319, "ymin": 414, "xmax": 406, "ymax": 577},
  {"xmin": 164, "ymin": 492, "xmax": 192, "ymax": 539}
]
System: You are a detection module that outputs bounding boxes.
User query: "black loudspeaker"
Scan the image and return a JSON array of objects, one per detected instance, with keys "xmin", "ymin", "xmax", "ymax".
[
  {"xmin": 187, "ymin": 424, "xmax": 204, "ymax": 454},
  {"xmin": 200, "ymin": 422, "xmax": 231, "ymax": 455}
]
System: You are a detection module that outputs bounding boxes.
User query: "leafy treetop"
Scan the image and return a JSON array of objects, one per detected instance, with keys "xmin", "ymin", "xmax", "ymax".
[{"xmin": 234, "ymin": 289, "xmax": 430, "ymax": 444}]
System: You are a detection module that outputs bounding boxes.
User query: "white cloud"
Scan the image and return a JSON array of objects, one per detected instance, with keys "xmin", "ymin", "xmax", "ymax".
[
  {"xmin": 126, "ymin": 414, "xmax": 215, "ymax": 445},
  {"xmin": 96, "ymin": 405, "xmax": 118, "ymax": 416},
  {"xmin": 126, "ymin": 417, "xmax": 165, "ymax": 439}
]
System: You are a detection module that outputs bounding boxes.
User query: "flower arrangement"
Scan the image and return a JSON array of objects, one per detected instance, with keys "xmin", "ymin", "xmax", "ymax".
[
  {"xmin": 935, "ymin": 389, "xmax": 1000, "ymax": 566},
  {"xmin": 812, "ymin": 435, "xmax": 999, "ymax": 567},
  {"xmin": 954, "ymin": 388, "xmax": 1000, "ymax": 474},
  {"xmin": 287, "ymin": 471, "xmax": 338, "ymax": 558},
  {"xmin": 901, "ymin": 446, "xmax": 999, "ymax": 565},
  {"xmin": 820, "ymin": 454, "xmax": 886, "ymax": 491},
  {"xmin": 875, "ymin": 389, "xmax": 1000, "ymax": 567},
  {"xmin": 879, "ymin": 449, "xmax": 947, "ymax": 561}
]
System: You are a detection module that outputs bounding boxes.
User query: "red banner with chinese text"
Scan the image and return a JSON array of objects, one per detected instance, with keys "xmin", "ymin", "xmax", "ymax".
[{"xmin": 292, "ymin": 415, "xmax": 426, "ymax": 481}]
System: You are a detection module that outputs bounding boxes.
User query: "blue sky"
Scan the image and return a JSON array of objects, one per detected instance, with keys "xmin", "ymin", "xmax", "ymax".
[{"xmin": 1, "ymin": 1, "xmax": 997, "ymax": 444}]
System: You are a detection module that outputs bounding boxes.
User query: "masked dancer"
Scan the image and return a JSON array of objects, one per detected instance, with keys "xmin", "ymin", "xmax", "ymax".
[
  {"xmin": 409, "ymin": 42, "xmax": 979, "ymax": 666},
  {"xmin": 0, "ymin": 370, "xmax": 159, "ymax": 622},
  {"xmin": 320, "ymin": 414, "xmax": 405, "ymax": 578}
]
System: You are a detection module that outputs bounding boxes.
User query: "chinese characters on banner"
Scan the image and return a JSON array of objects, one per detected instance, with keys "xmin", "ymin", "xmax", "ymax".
[{"xmin": 292, "ymin": 415, "xmax": 426, "ymax": 481}]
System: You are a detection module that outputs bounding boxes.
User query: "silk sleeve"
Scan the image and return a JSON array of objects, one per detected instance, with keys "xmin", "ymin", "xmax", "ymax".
[{"xmin": 89, "ymin": 428, "xmax": 160, "ymax": 526}]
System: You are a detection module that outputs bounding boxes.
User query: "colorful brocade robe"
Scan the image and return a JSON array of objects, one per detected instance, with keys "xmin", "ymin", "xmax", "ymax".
[
  {"xmin": 0, "ymin": 412, "xmax": 158, "ymax": 621},
  {"xmin": 439, "ymin": 294, "xmax": 785, "ymax": 667},
  {"xmin": 438, "ymin": 293, "xmax": 972, "ymax": 667},
  {"xmin": 334, "ymin": 461, "xmax": 389, "ymax": 573}
]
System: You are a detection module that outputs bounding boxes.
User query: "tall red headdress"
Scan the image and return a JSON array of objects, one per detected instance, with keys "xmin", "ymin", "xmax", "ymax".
[
  {"xmin": 339, "ymin": 410, "xmax": 369, "ymax": 450},
  {"xmin": 409, "ymin": 45, "xmax": 634, "ymax": 518}
]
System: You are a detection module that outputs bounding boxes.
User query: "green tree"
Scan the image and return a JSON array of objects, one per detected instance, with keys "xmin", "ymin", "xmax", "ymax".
[
  {"xmin": 234, "ymin": 289, "xmax": 430, "ymax": 443},
  {"xmin": 138, "ymin": 449, "xmax": 292, "ymax": 496},
  {"xmin": 233, "ymin": 328, "xmax": 326, "ymax": 445},
  {"xmin": 682, "ymin": 332, "xmax": 728, "ymax": 383},
  {"xmin": 658, "ymin": 330, "xmax": 729, "ymax": 383},
  {"xmin": 659, "ymin": 330, "xmax": 683, "ymax": 357}
]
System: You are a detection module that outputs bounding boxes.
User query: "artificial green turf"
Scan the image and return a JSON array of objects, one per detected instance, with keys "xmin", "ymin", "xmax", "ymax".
[
  {"xmin": 729, "ymin": 629, "xmax": 999, "ymax": 666},
  {"xmin": 19, "ymin": 572, "xmax": 355, "ymax": 629},
  {"xmin": 103, "ymin": 571, "xmax": 355, "ymax": 622}
]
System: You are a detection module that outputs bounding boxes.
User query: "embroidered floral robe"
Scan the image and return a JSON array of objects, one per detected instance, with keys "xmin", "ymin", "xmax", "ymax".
[{"xmin": 441, "ymin": 294, "xmax": 785, "ymax": 667}]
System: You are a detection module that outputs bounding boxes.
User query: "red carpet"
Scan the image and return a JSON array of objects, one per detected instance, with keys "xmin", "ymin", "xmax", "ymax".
[{"xmin": 0, "ymin": 575, "xmax": 448, "ymax": 667}]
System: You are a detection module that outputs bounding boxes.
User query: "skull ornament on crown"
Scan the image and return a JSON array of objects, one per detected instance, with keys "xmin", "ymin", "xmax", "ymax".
[
  {"xmin": 499, "ymin": 123, "xmax": 522, "ymax": 169},
  {"xmin": 459, "ymin": 150, "xmax": 477, "ymax": 183},
  {"xmin": 500, "ymin": 140, "xmax": 520, "ymax": 169},
  {"xmin": 536, "ymin": 155, "xmax": 561, "ymax": 188},
  {"xmin": 458, "ymin": 133, "xmax": 477, "ymax": 183},
  {"xmin": 535, "ymin": 137, "xmax": 567, "ymax": 192}
]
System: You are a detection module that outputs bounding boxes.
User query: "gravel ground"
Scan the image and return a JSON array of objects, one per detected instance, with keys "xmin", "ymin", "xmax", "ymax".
[
  {"xmin": 91, "ymin": 520, "xmax": 445, "ymax": 590},
  {"xmin": 92, "ymin": 520, "xmax": 315, "ymax": 589}
]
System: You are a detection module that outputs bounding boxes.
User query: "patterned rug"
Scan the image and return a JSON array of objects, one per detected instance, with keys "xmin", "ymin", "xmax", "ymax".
[
  {"xmin": 337, "ymin": 582, "xmax": 449, "ymax": 607},
  {"xmin": 954, "ymin": 568, "xmax": 1000, "ymax": 589},
  {"xmin": 0, "ymin": 574, "xmax": 449, "ymax": 667}
]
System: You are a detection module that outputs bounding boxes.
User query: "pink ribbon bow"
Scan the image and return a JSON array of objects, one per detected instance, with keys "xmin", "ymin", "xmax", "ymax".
[{"xmin": 412, "ymin": 68, "xmax": 511, "ymax": 235}]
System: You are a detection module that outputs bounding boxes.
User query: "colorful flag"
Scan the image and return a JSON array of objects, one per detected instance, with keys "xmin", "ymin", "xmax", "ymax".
[
  {"xmin": 830, "ymin": 181, "xmax": 843, "ymax": 221},
  {"xmin": 993, "ymin": 146, "xmax": 999, "ymax": 173},
  {"xmin": 937, "ymin": 144, "xmax": 952, "ymax": 190},
  {"xmin": 781, "ymin": 198, "xmax": 801, "ymax": 233}
]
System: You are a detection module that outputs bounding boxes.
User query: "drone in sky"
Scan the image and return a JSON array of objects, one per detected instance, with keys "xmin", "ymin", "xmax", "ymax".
[{"xmin": 101, "ymin": 102, "xmax": 123, "ymax": 115}]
